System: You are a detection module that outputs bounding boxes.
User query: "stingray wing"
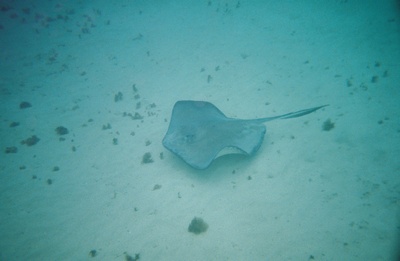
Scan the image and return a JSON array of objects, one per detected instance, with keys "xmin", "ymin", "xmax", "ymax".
[{"xmin": 162, "ymin": 101, "xmax": 266, "ymax": 169}]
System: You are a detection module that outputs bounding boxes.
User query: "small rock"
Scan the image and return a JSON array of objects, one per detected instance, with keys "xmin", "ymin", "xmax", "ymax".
[
  {"xmin": 142, "ymin": 152, "xmax": 153, "ymax": 164},
  {"xmin": 89, "ymin": 249, "xmax": 97, "ymax": 257},
  {"xmin": 19, "ymin": 101, "xmax": 32, "ymax": 109},
  {"xmin": 5, "ymin": 146, "xmax": 17, "ymax": 153},
  {"xmin": 188, "ymin": 217, "xmax": 208, "ymax": 235},
  {"xmin": 55, "ymin": 126, "xmax": 69, "ymax": 135},
  {"xmin": 322, "ymin": 119, "xmax": 335, "ymax": 131},
  {"xmin": 9, "ymin": 122, "xmax": 19, "ymax": 127},
  {"xmin": 21, "ymin": 135, "xmax": 40, "ymax": 146},
  {"xmin": 152, "ymin": 184, "xmax": 161, "ymax": 190}
]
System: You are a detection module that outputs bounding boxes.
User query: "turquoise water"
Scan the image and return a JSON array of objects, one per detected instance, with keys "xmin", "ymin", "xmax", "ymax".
[{"xmin": 0, "ymin": 0, "xmax": 399, "ymax": 260}]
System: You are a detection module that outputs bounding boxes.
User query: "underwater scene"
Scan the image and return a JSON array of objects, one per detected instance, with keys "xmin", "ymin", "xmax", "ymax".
[{"xmin": 0, "ymin": 0, "xmax": 399, "ymax": 260}]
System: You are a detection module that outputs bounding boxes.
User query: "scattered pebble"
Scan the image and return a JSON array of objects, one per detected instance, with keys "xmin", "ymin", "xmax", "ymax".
[
  {"xmin": 142, "ymin": 152, "xmax": 153, "ymax": 164},
  {"xmin": 114, "ymin": 91, "xmax": 123, "ymax": 102},
  {"xmin": 322, "ymin": 119, "xmax": 335, "ymax": 131},
  {"xmin": 9, "ymin": 122, "xmax": 19, "ymax": 127},
  {"xmin": 21, "ymin": 135, "xmax": 40, "ymax": 146},
  {"xmin": 89, "ymin": 250, "xmax": 97, "ymax": 257},
  {"xmin": 5, "ymin": 146, "xmax": 17, "ymax": 153},
  {"xmin": 188, "ymin": 217, "xmax": 208, "ymax": 235},
  {"xmin": 102, "ymin": 123, "xmax": 112, "ymax": 130},
  {"xmin": 19, "ymin": 101, "xmax": 32, "ymax": 109},
  {"xmin": 55, "ymin": 126, "xmax": 69, "ymax": 135},
  {"xmin": 152, "ymin": 184, "xmax": 161, "ymax": 190},
  {"xmin": 124, "ymin": 252, "xmax": 140, "ymax": 261}
]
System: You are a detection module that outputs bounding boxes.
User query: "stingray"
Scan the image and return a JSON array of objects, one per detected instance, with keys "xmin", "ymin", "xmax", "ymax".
[{"xmin": 162, "ymin": 100, "xmax": 327, "ymax": 169}]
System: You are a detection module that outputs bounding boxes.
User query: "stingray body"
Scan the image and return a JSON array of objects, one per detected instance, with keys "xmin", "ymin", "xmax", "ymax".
[{"xmin": 162, "ymin": 100, "xmax": 327, "ymax": 169}]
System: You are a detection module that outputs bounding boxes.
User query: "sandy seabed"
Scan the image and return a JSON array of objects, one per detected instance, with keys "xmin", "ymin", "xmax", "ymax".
[{"xmin": 0, "ymin": 0, "xmax": 399, "ymax": 260}]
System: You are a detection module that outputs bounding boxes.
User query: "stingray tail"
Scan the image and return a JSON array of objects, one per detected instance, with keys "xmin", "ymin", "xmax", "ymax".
[{"xmin": 259, "ymin": 105, "xmax": 328, "ymax": 122}]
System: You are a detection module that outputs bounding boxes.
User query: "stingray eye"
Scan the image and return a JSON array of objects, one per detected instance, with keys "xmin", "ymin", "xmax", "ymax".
[{"xmin": 184, "ymin": 134, "xmax": 195, "ymax": 143}]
